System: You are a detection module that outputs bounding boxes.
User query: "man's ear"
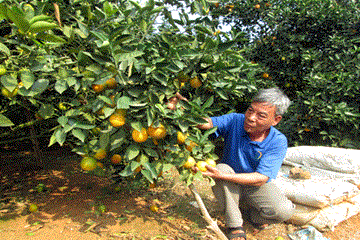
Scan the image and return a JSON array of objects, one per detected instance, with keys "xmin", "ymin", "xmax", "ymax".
[{"xmin": 272, "ymin": 115, "xmax": 282, "ymax": 126}]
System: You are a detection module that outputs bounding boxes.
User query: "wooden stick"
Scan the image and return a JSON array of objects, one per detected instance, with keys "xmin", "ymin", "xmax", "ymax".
[{"xmin": 189, "ymin": 183, "xmax": 228, "ymax": 240}]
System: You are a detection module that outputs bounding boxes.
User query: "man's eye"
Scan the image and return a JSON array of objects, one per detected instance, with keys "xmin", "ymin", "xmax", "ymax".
[{"xmin": 259, "ymin": 115, "xmax": 267, "ymax": 119}]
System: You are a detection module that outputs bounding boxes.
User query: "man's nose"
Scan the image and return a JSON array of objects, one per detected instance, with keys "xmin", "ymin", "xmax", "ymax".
[{"xmin": 247, "ymin": 112, "xmax": 256, "ymax": 121}]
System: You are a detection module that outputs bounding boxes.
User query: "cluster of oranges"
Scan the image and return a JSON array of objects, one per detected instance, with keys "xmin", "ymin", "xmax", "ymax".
[
  {"xmin": 91, "ymin": 77, "xmax": 118, "ymax": 93},
  {"xmin": 182, "ymin": 156, "xmax": 216, "ymax": 172},
  {"xmin": 174, "ymin": 72, "xmax": 202, "ymax": 90}
]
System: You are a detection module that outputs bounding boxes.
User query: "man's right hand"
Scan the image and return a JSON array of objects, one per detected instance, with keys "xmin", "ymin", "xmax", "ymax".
[{"xmin": 166, "ymin": 92, "xmax": 188, "ymax": 110}]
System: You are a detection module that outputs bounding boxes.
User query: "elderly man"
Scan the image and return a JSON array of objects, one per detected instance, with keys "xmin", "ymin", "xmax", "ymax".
[{"xmin": 172, "ymin": 88, "xmax": 295, "ymax": 240}]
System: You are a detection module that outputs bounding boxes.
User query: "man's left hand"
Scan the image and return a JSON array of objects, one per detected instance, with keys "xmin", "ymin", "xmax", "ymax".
[{"xmin": 200, "ymin": 165, "xmax": 222, "ymax": 179}]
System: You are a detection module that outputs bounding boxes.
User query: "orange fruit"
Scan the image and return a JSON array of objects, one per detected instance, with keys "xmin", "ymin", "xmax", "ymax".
[
  {"xmin": 0, "ymin": 65, "xmax": 6, "ymax": 75},
  {"xmin": 213, "ymin": 30, "xmax": 221, "ymax": 36},
  {"xmin": 149, "ymin": 204, "xmax": 159, "ymax": 212},
  {"xmin": 183, "ymin": 156, "xmax": 196, "ymax": 169},
  {"xmin": 147, "ymin": 123, "xmax": 167, "ymax": 139},
  {"xmin": 205, "ymin": 159, "xmax": 216, "ymax": 168},
  {"xmin": 29, "ymin": 204, "xmax": 38, "ymax": 213},
  {"xmin": 132, "ymin": 128, "xmax": 148, "ymax": 143},
  {"xmin": 262, "ymin": 73, "xmax": 269, "ymax": 78},
  {"xmin": 135, "ymin": 166, "xmax": 142, "ymax": 173},
  {"xmin": 111, "ymin": 154, "xmax": 122, "ymax": 164},
  {"xmin": 255, "ymin": 4, "xmax": 261, "ymax": 9},
  {"xmin": 1, "ymin": 87, "xmax": 18, "ymax": 98},
  {"xmin": 105, "ymin": 77, "xmax": 117, "ymax": 89},
  {"xmin": 177, "ymin": 131, "xmax": 188, "ymax": 145},
  {"xmin": 94, "ymin": 148, "xmax": 107, "ymax": 160},
  {"xmin": 185, "ymin": 141, "xmax": 198, "ymax": 152},
  {"xmin": 58, "ymin": 102, "xmax": 67, "ymax": 110},
  {"xmin": 190, "ymin": 76, "xmax": 202, "ymax": 88},
  {"xmin": 92, "ymin": 84, "xmax": 105, "ymax": 93},
  {"xmin": 196, "ymin": 161, "xmax": 208, "ymax": 172},
  {"xmin": 80, "ymin": 156, "xmax": 98, "ymax": 171},
  {"xmin": 109, "ymin": 113, "xmax": 126, "ymax": 127}
]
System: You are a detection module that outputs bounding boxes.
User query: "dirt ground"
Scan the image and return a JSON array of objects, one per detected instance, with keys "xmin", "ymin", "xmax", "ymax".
[{"xmin": 1, "ymin": 148, "xmax": 360, "ymax": 240}]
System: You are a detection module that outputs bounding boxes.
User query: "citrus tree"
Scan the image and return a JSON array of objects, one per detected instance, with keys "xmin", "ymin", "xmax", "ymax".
[
  {"xmin": 210, "ymin": 0, "xmax": 360, "ymax": 148},
  {"xmin": 0, "ymin": 0, "xmax": 265, "ymax": 187}
]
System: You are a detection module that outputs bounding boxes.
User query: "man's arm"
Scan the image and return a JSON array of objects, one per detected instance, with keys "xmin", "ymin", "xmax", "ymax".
[{"xmin": 202, "ymin": 166, "xmax": 269, "ymax": 186}]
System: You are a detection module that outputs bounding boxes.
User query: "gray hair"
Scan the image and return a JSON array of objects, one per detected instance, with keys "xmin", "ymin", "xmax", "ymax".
[{"xmin": 252, "ymin": 88, "xmax": 291, "ymax": 116}]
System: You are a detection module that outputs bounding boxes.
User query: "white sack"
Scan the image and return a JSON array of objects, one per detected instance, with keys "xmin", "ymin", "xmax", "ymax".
[
  {"xmin": 307, "ymin": 194, "xmax": 360, "ymax": 232},
  {"xmin": 273, "ymin": 171, "xmax": 360, "ymax": 208},
  {"xmin": 289, "ymin": 194, "xmax": 360, "ymax": 232},
  {"xmin": 284, "ymin": 146, "xmax": 360, "ymax": 174}
]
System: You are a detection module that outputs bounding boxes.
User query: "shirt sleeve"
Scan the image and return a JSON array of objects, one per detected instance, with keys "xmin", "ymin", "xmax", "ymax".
[
  {"xmin": 255, "ymin": 135, "xmax": 288, "ymax": 181},
  {"xmin": 211, "ymin": 113, "xmax": 242, "ymax": 138}
]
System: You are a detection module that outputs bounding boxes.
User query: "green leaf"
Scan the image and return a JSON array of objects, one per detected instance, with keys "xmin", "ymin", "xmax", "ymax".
[
  {"xmin": 144, "ymin": 148, "xmax": 159, "ymax": 158},
  {"xmin": 119, "ymin": 165, "xmax": 133, "ymax": 177},
  {"xmin": 0, "ymin": 42, "xmax": 10, "ymax": 56},
  {"xmin": 48, "ymin": 132, "xmax": 57, "ymax": 147},
  {"xmin": 55, "ymin": 79, "xmax": 68, "ymax": 94},
  {"xmin": 7, "ymin": 5, "xmax": 30, "ymax": 32},
  {"xmin": 39, "ymin": 104, "xmax": 54, "ymax": 119},
  {"xmin": 55, "ymin": 128, "xmax": 66, "ymax": 146},
  {"xmin": 143, "ymin": 161, "xmax": 157, "ymax": 178},
  {"xmin": 103, "ymin": 1, "xmax": 114, "ymax": 16},
  {"xmin": 20, "ymin": 70, "xmax": 35, "ymax": 89},
  {"xmin": 21, "ymin": 79, "xmax": 49, "ymax": 96},
  {"xmin": 217, "ymin": 41, "xmax": 236, "ymax": 52},
  {"xmin": 72, "ymin": 129, "xmax": 86, "ymax": 142},
  {"xmin": 126, "ymin": 145, "xmax": 140, "ymax": 160},
  {"xmin": 99, "ymin": 132, "xmax": 110, "ymax": 149},
  {"xmin": 57, "ymin": 116, "xmax": 68, "ymax": 127},
  {"xmin": 129, "ymin": 0, "xmax": 142, "ymax": 11},
  {"xmin": 1, "ymin": 75, "xmax": 17, "ymax": 92},
  {"xmin": 37, "ymin": 33, "xmax": 66, "ymax": 43},
  {"xmin": 28, "ymin": 21, "xmax": 58, "ymax": 34},
  {"xmin": 130, "ymin": 161, "xmax": 141, "ymax": 171},
  {"xmin": 114, "ymin": 51, "xmax": 144, "ymax": 63},
  {"xmin": 0, "ymin": 113, "xmax": 14, "ymax": 127},
  {"xmin": 130, "ymin": 121, "xmax": 143, "ymax": 132},
  {"xmin": 202, "ymin": 96, "xmax": 214, "ymax": 109},
  {"xmin": 117, "ymin": 96, "xmax": 132, "ymax": 109},
  {"xmin": 29, "ymin": 14, "xmax": 52, "ymax": 25},
  {"xmin": 141, "ymin": 169, "xmax": 155, "ymax": 183}
]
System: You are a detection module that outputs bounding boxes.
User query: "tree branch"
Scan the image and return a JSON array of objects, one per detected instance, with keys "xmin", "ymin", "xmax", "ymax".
[{"xmin": 189, "ymin": 183, "xmax": 228, "ymax": 240}]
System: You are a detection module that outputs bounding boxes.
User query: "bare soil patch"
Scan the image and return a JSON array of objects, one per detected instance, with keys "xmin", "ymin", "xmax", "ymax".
[{"xmin": 1, "ymin": 148, "xmax": 360, "ymax": 240}]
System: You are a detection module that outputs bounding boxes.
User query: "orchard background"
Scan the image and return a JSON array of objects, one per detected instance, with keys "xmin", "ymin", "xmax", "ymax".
[{"xmin": 1, "ymin": 0, "xmax": 360, "ymax": 239}]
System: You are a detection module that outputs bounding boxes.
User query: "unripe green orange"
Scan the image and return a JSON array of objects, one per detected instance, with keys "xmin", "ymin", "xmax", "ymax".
[{"xmin": 80, "ymin": 157, "xmax": 98, "ymax": 171}]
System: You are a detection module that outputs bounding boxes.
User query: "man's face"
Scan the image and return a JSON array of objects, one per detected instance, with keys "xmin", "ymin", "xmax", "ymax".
[{"xmin": 244, "ymin": 102, "xmax": 282, "ymax": 135}]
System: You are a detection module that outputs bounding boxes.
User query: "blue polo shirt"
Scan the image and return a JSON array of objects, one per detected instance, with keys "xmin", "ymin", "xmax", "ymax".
[{"xmin": 211, "ymin": 113, "xmax": 287, "ymax": 181}]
